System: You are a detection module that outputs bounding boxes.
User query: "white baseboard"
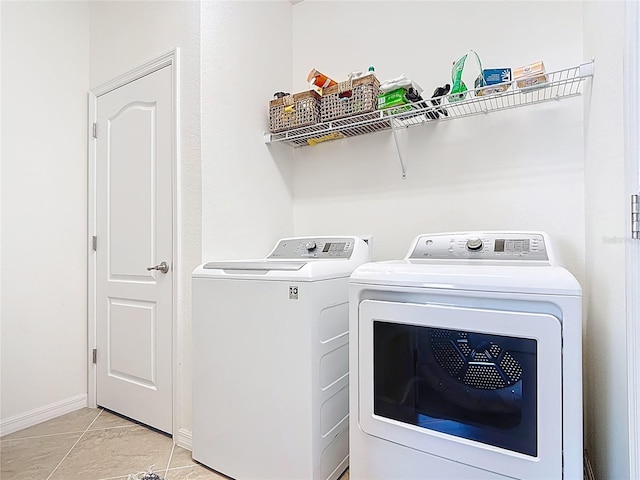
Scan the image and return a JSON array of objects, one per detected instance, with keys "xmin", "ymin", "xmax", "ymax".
[
  {"xmin": 176, "ymin": 428, "xmax": 192, "ymax": 450},
  {"xmin": 0, "ymin": 393, "xmax": 88, "ymax": 436}
]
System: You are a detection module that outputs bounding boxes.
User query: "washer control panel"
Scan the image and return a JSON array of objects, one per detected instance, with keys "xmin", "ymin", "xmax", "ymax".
[
  {"xmin": 268, "ymin": 237, "xmax": 354, "ymax": 259},
  {"xmin": 408, "ymin": 232, "xmax": 549, "ymax": 261}
]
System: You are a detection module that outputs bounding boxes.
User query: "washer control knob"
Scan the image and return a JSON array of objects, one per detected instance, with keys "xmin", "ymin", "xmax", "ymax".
[
  {"xmin": 305, "ymin": 241, "xmax": 317, "ymax": 251},
  {"xmin": 466, "ymin": 237, "xmax": 483, "ymax": 251}
]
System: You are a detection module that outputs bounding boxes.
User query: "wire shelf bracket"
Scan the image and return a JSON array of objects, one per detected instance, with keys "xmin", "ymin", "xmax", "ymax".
[{"xmin": 390, "ymin": 118, "xmax": 407, "ymax": 179}]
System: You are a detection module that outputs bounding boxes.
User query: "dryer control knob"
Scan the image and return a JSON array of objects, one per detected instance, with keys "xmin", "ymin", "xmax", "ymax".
[
  {"xmin": 466, "ymin": 237, "xmax": 483, "ymax": 251},
  {"xmin": 305, "ymin": 241, "xmax": 317, "ymax": 251}
]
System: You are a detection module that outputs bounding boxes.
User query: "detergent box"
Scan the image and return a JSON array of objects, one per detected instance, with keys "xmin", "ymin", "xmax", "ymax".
[
  {"xmin": 514, "ymin": 61, "xmax": 548, "ymax": 89},
  {"xmin": 476, "ymin": 68, "xmax": 512, "ymax": 96}
]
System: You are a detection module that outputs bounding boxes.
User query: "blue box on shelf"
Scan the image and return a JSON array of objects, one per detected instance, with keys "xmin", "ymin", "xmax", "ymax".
[
  {"xmin": 476, "ymin": 68, "xmax": 512, "ymax": 96},
  {"xmin": 483, "ymin": 68, "xmax": 512, "ymax": 85}
]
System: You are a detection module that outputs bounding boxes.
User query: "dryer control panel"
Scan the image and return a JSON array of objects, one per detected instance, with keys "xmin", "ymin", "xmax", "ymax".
[
  {"xmin": 408, "ymin": 232, "xmax": 550, "ymax": 262},
  {"xmin": 268, "ymin": 237, "xmax": 355, "ymax": 259}
]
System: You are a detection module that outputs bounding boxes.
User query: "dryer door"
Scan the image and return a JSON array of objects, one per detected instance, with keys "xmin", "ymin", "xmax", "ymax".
[{"xmin": 358, "ymin": 299, "xmax": 562, "ymax": 480}]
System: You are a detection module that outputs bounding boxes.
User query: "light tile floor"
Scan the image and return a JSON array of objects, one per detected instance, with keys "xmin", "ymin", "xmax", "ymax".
[{"xmin": 0, "ymin": 408, "xmax": 350, "ymax": 480}]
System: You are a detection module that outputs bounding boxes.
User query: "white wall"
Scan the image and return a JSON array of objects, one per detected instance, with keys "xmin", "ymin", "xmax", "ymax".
[
  {"xmin": 89, "ymin": 0, "xmax": 201, "ymax": 438},
  {"xmin": 583, "ymin": 2, "xmax": 629, "ymax": 479},
  {"xmin": 291, "ymin": 1, "xmax": 586, "ymax": 287},
  {"xmin": 196, "ymin": 0, "xmax": 294, "ymax": 439},
  {"xmin": 1, "ymin": 1, "xmax": 90, "ymax": 419},
  {"xmin": 198, "ymin": 1, "xmax": 294, "ymax": 433},
  {"xmin": 200, "ymin": 1, "xmax": 294, "ymax": 264}
]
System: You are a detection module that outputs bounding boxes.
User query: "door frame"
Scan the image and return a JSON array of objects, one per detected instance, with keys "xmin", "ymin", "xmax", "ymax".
[
  {"xmin": 627, "ymin": 0, "xmax": 640, "ymax": 476},
  {"xmin": 87, "ymin": 49, "xmax": 181, "ymax": 439}
]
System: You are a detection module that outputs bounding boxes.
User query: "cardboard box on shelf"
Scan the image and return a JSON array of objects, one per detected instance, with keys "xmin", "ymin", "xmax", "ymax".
[
  {"xmin": 514, "ymin": 61, "xmax": 547, "ymax": 89},
  {"xmin": 377, "ymin": 88, "xmax": 409, "ymax": 110},
  {"xmin": 484, "ymin": 68, "xmax": 512, "ymax": 85},
  {"xmin": 476, "ymin": 68, "xmax": 512, "ymax": 96}
]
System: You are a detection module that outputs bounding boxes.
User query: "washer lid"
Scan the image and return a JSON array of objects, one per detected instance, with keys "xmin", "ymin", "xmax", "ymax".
[
  {"xmin": 203, "ymin": 261, "xmax": 306, "ymax": 271},
  {"xmin": 194, "ymin": 258, "xmax": 360, "ymax": 281}
]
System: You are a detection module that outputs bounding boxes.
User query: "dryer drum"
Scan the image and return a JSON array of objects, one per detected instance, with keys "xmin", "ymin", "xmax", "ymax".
[{"xmin": 417, "ymin": 328, "xmax": 524, "ymax": 415}]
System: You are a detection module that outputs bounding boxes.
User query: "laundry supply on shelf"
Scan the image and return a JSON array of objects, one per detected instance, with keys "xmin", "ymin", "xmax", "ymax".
[
  {"xmin": 426, "ymin": 84, "xmax": 450, "ymax": 119},
  {"xmin": 377, "ymin": 88, "xmax": 410, "ymax": 110},
  {"xmin": 377, "ymin": 74, "xmax": 426, "ymax": 115},
  {"xmin": 307, "ymin": 68, "xmax": 337, "ymax": 93},
  {"xmin": 475, "ymin": 68, "xmax": 512, "ymax": 96},
  {"xmin": 307, "ymin": 131, "xmax": 345, "ymax": 146},
  {"xmin": 513, "ymin": 61, "xmax": 547, "ymax": 89},
  {"xmin": 379, "ymin": 74, "xmax": 423, "ymax": 94},
  {"xmin": 348, "ymin": 67, "xmax": 374, "ymax": 80},
  {"xmin": 449, "ymin": 50, "xmax": 484, "ymax": 102}
]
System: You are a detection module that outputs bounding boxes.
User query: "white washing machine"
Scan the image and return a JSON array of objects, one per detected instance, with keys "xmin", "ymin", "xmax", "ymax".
[
  {"xmin": 192, "ymin": 236, "xmax": 371, "ymax": 480},
  {"xmin": 349, "ymin": 232, "xmax": 583, "ymax": 480}
]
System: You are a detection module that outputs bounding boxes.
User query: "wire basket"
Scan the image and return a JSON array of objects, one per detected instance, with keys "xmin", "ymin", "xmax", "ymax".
[
  {"xmin": 320, "ymin": 74, "xmax": 380, "ymax": 122},
  {"xmin": 269, "ymin": 90, "xmax": 321, "ymax": 133}
]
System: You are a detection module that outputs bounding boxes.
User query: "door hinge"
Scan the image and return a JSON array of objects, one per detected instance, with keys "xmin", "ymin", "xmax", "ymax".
[
  {"xmin": 92, "ymin": 123, "xmax": 97, "ymax": 139},
  {"xmin": 92, "ymin": 348, "xmax": 97, "ymax": 364},
  {"xmin": 92, "ymin": 236, "xmax": 97, "ymax": 251},
  {"xmin": 633, "ymin": 194, "xmax": 640, "ymax": 239}
]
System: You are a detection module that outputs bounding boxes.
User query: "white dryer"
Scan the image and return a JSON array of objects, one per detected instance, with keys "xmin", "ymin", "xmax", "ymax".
[
  {"xmin": 192, "ymin": 236, "xmax": 371, "ymax": 480},
  {"xmin": 349, "ymin": 232, "xmax": 582, "ymax": 480}
]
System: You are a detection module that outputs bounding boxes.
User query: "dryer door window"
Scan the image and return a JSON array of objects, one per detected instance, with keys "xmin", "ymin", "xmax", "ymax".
[
  {"xmin": 357, "ymin": 299, "xmax": 563, "ymax": 480},
  {"xmin": 373, "ymin": 322, "xmax": 537, "ymax": 456}
]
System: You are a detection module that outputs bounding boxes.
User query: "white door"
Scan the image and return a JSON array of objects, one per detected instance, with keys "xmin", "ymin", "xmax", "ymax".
[{"xmin": 95, "ymin": 65, "xmax": 173, "ymax": 434}]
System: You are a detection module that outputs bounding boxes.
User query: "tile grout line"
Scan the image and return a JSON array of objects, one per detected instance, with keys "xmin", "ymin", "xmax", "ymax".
[
  {"xmin": 1, "ymin": 430, "xmax": 88, "ymax": 442},
  {"xmin": 164, "ymin": 463, "xmax": 201, "ymax": 473},
  {"xmin": 1, "ymin": 424, "xmax": 138, "ymax": 443},
  {"xmin": 44, "ymin": 408, "xmax": 105, "ymax": 480},
  {"xmin": 164, "ymin": 442, "xmax": 176, "ymax": 479}
]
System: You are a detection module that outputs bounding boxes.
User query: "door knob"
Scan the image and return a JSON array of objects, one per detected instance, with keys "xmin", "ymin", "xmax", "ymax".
[{"xmin": 147, "ymin": 261, "xmax": 169, "ymax": 274}]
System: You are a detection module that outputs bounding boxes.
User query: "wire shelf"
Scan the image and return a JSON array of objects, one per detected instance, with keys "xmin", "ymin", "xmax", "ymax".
[{"xmin": 265, "ymin": 61, "xmax": 594, "ymax": 148}]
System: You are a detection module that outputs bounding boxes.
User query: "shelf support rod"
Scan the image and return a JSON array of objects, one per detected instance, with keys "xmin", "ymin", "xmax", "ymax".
[{"xmin": 390, "ymin": 119, "xmax": 407, "ymax": 179}]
